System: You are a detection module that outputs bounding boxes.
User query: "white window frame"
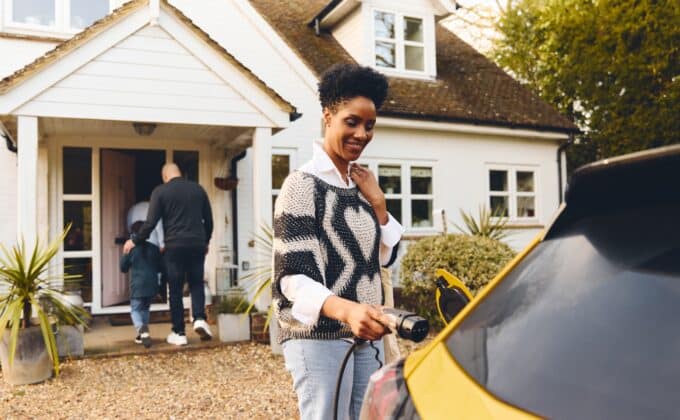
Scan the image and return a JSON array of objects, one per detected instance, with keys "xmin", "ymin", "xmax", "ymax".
[
  {"xmin": 360, "ymin": 159, "xmax": 436, "ymax": 232},
  {"xmin": 371, "ymin": 8, "xmax": 432, "ymax": 78},
  {"xmin": 487, "ymin": 165, "xmax": 540, "ymax": 223},
  {"xmin": 3, "ymin": 0, "xmax": 114, "ymax": 38},
  {"xmin": 271, "ymin": 148, "xmax": 297, "ymax": 211}
]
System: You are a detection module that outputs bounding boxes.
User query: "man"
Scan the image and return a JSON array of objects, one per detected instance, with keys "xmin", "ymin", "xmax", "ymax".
[{"xmin": 124, "ymin": 163, "xmax": 214, "ymax": 345}]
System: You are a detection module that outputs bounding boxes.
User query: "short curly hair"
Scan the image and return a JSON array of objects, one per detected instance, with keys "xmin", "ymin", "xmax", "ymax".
[{"xmin": 318, "ymin": 63, "xmax": 389, "ymax": 111}]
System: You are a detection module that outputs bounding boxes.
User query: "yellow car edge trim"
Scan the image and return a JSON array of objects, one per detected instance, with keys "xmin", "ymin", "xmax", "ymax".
[
  {"xmin": 404, "ymin": 231, "xmax": 544, "ymax": 375},
  {"xmin": 407, "ymin": 342, "xmax": 541, "ymax": 419}
]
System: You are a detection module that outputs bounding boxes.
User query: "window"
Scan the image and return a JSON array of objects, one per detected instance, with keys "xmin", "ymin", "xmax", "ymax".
[
  {"xmin": 11, "ymin": 0, "xmax": 56, "ymax": 27},
  {"xmin": 488, "ymin": 167, "xmax": 537, "ymax": 220},
  {"xmin": 6, "ymin": 0, "xmax": 110, "ymax": 33},
  {"xmin": 69, "ymin": 0, "xmax": 109, "ymax": 29},
  {"xmin": 410, "ymin": 166, "xmax": 433, "ymax": 227},
  {"xmin": 272, "ymin": 150, "xmax": 295, "ymax": 214},
  {"xmin": 364, "ymin": 161, "xmax": 434, "ymax": 230},
  {"xmin": 378, "ymin": 165, "xmax": 403, "ymax": 223},
  {"xmin": 61, "ymin": 147, "xmax": 93, "ymax": 304},
  {"xmin": 373, "ymin": 10, "xmax": 426, "ymax": 73}
]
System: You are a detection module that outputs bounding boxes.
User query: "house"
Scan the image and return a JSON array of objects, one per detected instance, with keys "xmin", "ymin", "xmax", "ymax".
[{"xmin": 0, "ymin": 0, "xmax": 577, "ymax": 315}]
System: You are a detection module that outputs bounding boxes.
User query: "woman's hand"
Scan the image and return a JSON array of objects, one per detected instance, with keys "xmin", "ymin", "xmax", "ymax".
[
  {"xmin": 322, "ymin": 296, "xmax": 390, "ymax": 341},
  {"xmin": 349, "ymin": 164, "xmax": 388, "ymax": 224}
]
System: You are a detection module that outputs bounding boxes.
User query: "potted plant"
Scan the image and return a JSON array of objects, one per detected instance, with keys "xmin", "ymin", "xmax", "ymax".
[
  {"xmin": 0, "ymin": 228, "xmax": 90, "ymax": 385},
  {"xmin": 216, "ymin": 293, "xmax": 251, "ymax": 343},
  {"xmin": 54, "ymin": 269, "xmax": 88, "ymax": 358}
]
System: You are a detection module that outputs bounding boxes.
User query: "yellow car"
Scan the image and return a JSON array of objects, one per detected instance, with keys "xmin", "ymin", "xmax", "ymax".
[{"xmin": 361, "ymin": 145, "xmax": 680, "ymax": 419}]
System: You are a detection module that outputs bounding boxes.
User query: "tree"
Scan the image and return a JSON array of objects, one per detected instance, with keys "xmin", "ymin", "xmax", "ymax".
[{"xmin": 493, "ymin": 0, "xmax": 680, "ymax": 170}]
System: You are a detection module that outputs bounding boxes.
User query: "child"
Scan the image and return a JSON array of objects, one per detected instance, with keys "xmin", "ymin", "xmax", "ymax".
[{"xmin": 120, "ymin": 221, "xmax": 161, "ymax": 348}]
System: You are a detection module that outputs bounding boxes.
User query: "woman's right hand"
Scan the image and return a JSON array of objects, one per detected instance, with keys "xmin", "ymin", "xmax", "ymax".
[{"xmin": 322, "ymin": 296, "xmax": 389, "ymax": 341}]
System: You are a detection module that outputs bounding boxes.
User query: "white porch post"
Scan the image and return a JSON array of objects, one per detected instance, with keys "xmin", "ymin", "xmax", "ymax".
[
  {"xmin": 17, "ymin": 115, "xmax": 39, "ymax": 248},
  {"xmin": 252, "ymin": 127, "xmax": 280, "ymax": 352},
  {"xmin": 252, "ymin": 127, "xmax": 273, "ymax": 231}
]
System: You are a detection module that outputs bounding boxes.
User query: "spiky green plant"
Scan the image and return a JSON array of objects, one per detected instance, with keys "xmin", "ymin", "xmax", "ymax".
[
  {"xmin": 238, "ymin": 223, "xmax": 274, "ymax": 331},
  {"xmin": 451, "ymin": 205, "xmax": 511, "ymax": 241},
  {"xmin": 0, "ymin": 227, "xmax": 90, "ymax": 375}
]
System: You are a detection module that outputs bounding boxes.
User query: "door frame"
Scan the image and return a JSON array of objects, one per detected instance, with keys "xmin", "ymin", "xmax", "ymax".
[{"xmin": 50, "ymin": 135, "xmax": 210, "ymax": 315}]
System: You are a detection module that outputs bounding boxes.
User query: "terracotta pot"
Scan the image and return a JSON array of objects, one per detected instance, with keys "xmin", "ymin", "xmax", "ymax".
[{"xmin": 0, "ymin": 326, "xmax": 52, "ymax": 385}]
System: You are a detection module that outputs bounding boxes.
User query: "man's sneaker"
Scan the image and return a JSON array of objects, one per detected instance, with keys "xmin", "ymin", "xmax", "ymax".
[
  {"xmin": 134, "ymin": 335, "xmax": 142, "ymax": 344},
  {"xmin": 140, "ymin": 331, "xmax": 152, "ymax": 348},
  {"xmin": 193, "ymin": 319, "xmax": 213, "ymax": 341},
  {"xmin": 166, "ymin": 331, "xmax": 188, "ymax": 346}
]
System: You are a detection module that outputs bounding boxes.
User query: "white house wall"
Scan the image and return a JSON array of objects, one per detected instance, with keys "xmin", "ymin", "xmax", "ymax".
[
  {"xmin": 367, "ymin": 126, "xmax": 560, "ymax": 240},
  {"xmin": 15, "ymin": 25, "xmax": 272, "ymax": 127},
  {"xmin": 332, "ymin": 7, "xmax": 365, "ymax": 63}
]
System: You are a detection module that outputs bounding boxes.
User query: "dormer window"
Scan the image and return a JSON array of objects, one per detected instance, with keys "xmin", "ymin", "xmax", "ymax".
[
  {"xmin": 373, "ymin": 10, "xmax": 426, "ymax": 74},
  {"xmin": 11, "ymin": 0, "xmax": 56, "ymax": 27},
  {"xmin": 5, "ymin": 0, "xmax": 111, "ymax": 35},
  {"xmin": 70, "ymin": 0, "xmax": 110, "ymax": 30}
]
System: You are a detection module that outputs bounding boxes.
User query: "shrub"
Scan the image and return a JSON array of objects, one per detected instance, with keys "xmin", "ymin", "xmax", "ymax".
[
  {"xmin": 400, "ymin": 234, "xmax": 515, "ymax": 330},
  {"xmin": 216, "ymin": 296, "xmax": 252, "ymax": 314}
]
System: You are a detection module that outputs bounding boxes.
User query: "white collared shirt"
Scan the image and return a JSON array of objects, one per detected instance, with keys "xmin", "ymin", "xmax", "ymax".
[{"xmin": 280, "ymin": 140, "xmax": 404, "ymax": 325}]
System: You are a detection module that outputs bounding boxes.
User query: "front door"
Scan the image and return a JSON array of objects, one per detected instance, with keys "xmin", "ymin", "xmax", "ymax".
[{"xmin": 101, "ymin": 150, "xmax": 136, "ymax": 307}]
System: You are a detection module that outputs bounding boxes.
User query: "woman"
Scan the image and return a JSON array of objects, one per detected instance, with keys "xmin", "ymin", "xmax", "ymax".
[{"xmin": 273, "ymin": 63, "xmax": 403, "ymax": 419}]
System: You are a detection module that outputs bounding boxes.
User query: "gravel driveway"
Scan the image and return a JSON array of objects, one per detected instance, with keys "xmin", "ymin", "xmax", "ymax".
[
  {"xmin": 0, "ymin": 337, "xmax": 433, "ymax": 419},
  {"xmin": 0, "ymin": 343, "xmax": 298, "ymax": 419}
]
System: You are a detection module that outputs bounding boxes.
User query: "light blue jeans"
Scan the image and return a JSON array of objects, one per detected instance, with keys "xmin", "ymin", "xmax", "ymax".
[
  {"xmin": 282, "ymin": 338, "xmax": 385, "ymax": 420},
  {"xmin": 130, "ymin": 297, "xmax": 152, "ymax": 333}
]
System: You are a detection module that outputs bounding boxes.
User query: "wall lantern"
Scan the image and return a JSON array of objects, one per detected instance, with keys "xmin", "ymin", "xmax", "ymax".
[{"xmin": 132, "ymin": 122, "xmax": 157, "ymax": 136}]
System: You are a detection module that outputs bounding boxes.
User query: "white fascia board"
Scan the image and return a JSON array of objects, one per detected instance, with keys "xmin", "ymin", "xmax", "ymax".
[
  {"xmin": 378, "ymin": 117, "xmax": 570, "ymax": 140},
  {"xmin": 159, "ymin": 7, "xmax": 289, "ymax": 128},
  {"xmin": 1, "ymin": 10, "xmax": 149, "ymax": 115},
  {"xmin": 231, "ymin": 0, "xmax": 319, "ymax": 92},
  {"xmin": 319, "ymin": 0, "xmax": 362, "ymax": 29}
]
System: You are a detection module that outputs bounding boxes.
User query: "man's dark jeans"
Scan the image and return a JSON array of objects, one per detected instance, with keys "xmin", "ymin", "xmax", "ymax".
[{"xmin": 164, "ymin": 246, "xmax": 206, "ymax": 334}]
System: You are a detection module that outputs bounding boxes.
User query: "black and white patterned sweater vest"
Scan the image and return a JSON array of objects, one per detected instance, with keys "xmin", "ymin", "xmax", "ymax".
[{"xmin": 272, "ymin": 170, "xmax": 383, "ymax": 343}]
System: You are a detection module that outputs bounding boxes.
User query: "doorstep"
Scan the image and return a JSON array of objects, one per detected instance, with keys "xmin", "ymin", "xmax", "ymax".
[{"xmin": 81, "ymin": 316, "xmax": 241, "ymax": 359}]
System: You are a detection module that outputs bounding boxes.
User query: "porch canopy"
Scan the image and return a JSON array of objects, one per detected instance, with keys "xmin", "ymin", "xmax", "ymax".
[{"xmin": 0, "ymin": 0, "xmax": 297, "ymax": 243}]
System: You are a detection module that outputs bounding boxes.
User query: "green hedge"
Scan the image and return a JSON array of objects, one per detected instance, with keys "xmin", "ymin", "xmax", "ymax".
[{"xmin": 399, "ymin": 234, "xmax": 516, "ymax": 330}]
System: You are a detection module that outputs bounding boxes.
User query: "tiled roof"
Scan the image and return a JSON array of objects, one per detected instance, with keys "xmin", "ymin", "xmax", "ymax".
[
  {"xmin": 249, "ymin": 0, "xmax": 578, "ymax": 133},
  {"xmin": 0, "ymin": 0, "xmax": 296, "ymax": 115}
]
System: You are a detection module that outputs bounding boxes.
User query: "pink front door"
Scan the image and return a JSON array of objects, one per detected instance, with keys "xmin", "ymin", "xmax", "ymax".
[{"xmin": 101, "ymin": 150, "xmax": 136, "ymax": 307}]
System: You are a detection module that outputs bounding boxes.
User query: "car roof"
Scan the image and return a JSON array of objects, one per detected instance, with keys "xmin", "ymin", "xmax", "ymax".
[{"xmin": 546, "ymin": 144, "xmax": 680, "ymax": 238}]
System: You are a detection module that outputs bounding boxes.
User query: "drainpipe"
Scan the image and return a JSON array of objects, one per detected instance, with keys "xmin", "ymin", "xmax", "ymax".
[
  {"xmin": 1, "ymin": 122, "xmax": 17, "ymax": 153},
  {"xmin": 557, "ymin": 133, "xmax": 576, "ymax": 203},
  {"xmin": 230, "ymin": 150, "xmax": 247, "ymax": 283}
]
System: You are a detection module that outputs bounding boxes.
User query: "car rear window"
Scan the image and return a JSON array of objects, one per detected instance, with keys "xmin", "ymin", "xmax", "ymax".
[{"xmin": 447, "ymin": 204, "xmax": 680, "ymax": 419}]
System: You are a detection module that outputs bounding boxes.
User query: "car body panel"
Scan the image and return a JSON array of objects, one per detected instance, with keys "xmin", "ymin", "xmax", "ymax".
[{"xmin": 406, "ymin": 342, "xmax": 540, "ymax": 419}]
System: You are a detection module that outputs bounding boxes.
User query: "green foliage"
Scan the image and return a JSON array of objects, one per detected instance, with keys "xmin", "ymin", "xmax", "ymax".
[
  {"xmin": 400, "ymin": 234, "xmax": 515, "ymax": 330},
  {"xmin": 0, "ymin": 227, "xmax": 90, "ymax": 375},
  {"xmin": 451, "ymin": 206, "xmax": 510, "ymax": 240},
  {"xmin": 493, "ymin": 0, "xmax": 680, "ymax": 169},
  {"xmin": 216, "ymin": 295, "xmax": 252, "ymax": 314},
  {"xmin": 238, "ymin": 223, "xmax": 273, "ymax": 330}
]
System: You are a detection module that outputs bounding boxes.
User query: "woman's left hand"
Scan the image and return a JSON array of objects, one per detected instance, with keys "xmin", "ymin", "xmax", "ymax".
[{"xmin": 349, "ymin": 163, "xmax": 388, "ymax": 224}]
